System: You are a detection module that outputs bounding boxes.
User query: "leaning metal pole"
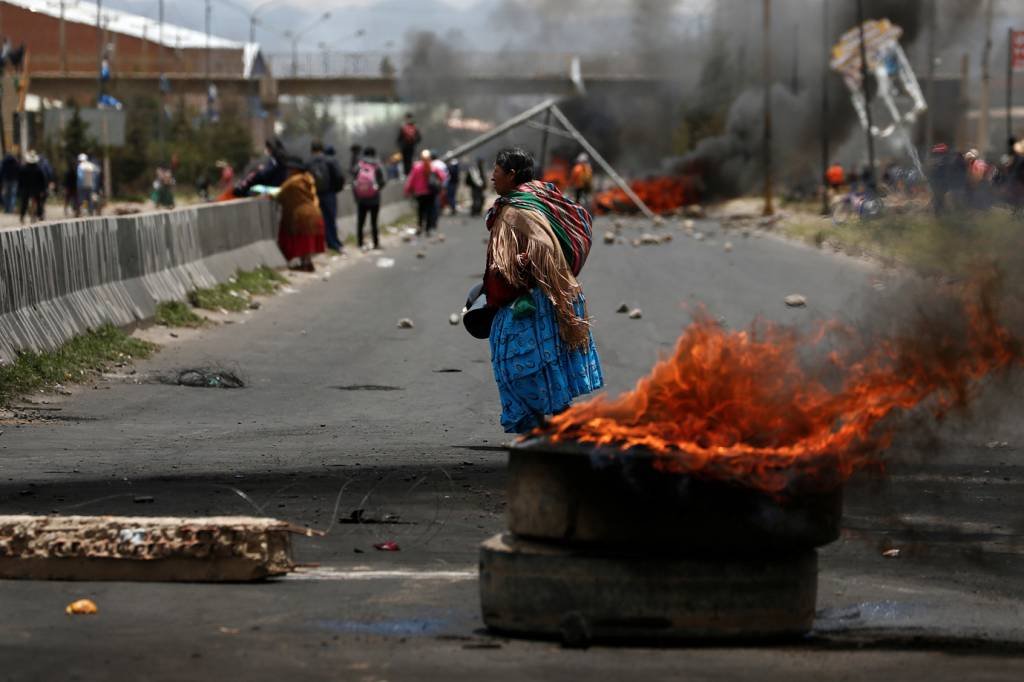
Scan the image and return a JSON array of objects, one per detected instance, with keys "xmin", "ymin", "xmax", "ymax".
[
  {"xmin": 441, "ymin": 98, "xmax": 562, "ymax": 163},
  {"xmin": 548, "ymin": 105, "xmax": 658, "ymax": 220}
]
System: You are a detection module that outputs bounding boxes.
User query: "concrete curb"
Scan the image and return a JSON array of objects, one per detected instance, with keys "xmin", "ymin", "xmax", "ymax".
[{"xmin": 0, "ymin": 198, "xmax": 284, "ymax": 363}]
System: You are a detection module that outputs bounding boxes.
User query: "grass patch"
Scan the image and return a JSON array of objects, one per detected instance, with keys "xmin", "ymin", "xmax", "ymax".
[
  {"xmin": 154, "ymin": 300, "xmax": 206, "ymax": 328},
  {"xmin": 780, "ymin": 209, "xmax": 1021, "ymax": 276},
  {"xmin": 189, "ymin": 266, "xmax": 286, "ymax": 311},
  {"xmin": 0, "ymin": 324, "xmax": 157, "ymax": 406}
]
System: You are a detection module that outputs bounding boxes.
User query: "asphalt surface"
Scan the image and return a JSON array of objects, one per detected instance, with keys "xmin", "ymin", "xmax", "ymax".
[{"xmin": 2, "ymin": 211, "xmax": 1023, "ymax": 680}]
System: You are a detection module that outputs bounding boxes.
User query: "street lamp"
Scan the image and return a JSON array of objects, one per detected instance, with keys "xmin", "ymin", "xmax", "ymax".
[
  {"xmin": 250, "ymin": 0, "xmax": 280, "ymax": 44},
  {"xmin": 285, "ymin": 12, "xmax": 331, "ymax": 77}
]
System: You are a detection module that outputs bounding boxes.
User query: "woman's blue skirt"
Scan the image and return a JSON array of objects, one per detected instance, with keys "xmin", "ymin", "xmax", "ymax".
[{"xmin": 489, "ymin": 288, "xmax": 604, "ymax": 433}]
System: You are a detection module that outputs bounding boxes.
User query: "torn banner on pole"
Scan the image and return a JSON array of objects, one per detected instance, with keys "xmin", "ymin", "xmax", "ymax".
[{"xmin": 831, "ymin": 18, "xmax": 927, "ymax": 175}]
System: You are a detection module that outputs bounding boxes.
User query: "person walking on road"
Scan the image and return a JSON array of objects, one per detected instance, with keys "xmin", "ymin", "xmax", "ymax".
[
  {"xmin": 569, "ymin": 152, "xmax": 593, "ymax": 205},
  {"xmin": 275, "ymin": 156, "xmax": 325, "ymax": 273},
  {"xmin": 397, "ymin": 113, "xmax": 421, "ymax": 176},
  {"xmin": 352, "ymin": 146, "xmax": 387, "ymax": 251},
  {"xmin": 444, "ymin": 156, "xmax": 461, "ymax": 215},
  {"xmin": 63, "ymin": 158, "xmax": 78, "ymax": 217},
  {"xmin": 482, "ymin": 146, "xmax": 603, "ymax": 433},
  {"xmin": 466, "ymin": 157, "xmax": 486, "ymax": 216},
  {"xmin": 405, "ymin": 149, "xmax": 443, "ymax": 236},
  {"xmin": 75, "ymin": 154, "xmax": 99, "ymax": 216},
  {"xmin": 308, "ymin": 139, "xmax": 345, "ymax": 253},
  {"xmin": 0, "ymin": 151, "xmax": 18, "ymax": 214},
  {"xmin": 17, "ymin": 150, "xmax": 48, "ymax": 224}
]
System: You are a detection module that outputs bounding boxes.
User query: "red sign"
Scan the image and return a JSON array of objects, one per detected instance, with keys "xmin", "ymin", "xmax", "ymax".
[{"xmin": 1013, "ymin": 30, "xmax": 1024, "ymax": 72}]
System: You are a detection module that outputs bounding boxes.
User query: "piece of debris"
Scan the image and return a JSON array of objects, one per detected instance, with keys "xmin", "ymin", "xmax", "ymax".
[
  {"xmin": 132, "ymin": 496, "xmax": 155, "ymax": 504},
  {"xmin": 628, "ymin": 308, "xmax": 643, "ymax": 319},
  {"xmin": 684, "ymin": 204, "xmax": 705, "ymax": 218},
  {"xmin": 615, "ymin": 303, "xmax": 630, "ymax": 314},
  {"xmin": 683, "ymin": 219, "xmax": 695, "ymax": 231},
  {"xmin": 693, "ymin": 232, "xmax": 705, "ymax": 241},
  {"xmin": 659, "ymin": 233, "xmax": 672, "ymax": 243},
  {"xmin": 376, "ymin": 257, "xmax": 396, "ymax": 268},
  {"xmin": 373, "ymin": 541, "xmax": 401, "ymax": 552},
  {"xmin": 784, "ymin": 294, "xmax": 807, "ymax": 308},
  {"xmin": 882, "ymin": 548, "xmax": 901, "ymax": 558},
  {"xmin": 631, "ymin": 239, "xmax": 641, "ymax": 247},
  {"xmin": 986, "ymin": 440, "xmax": 1010, "ymax": 449},
  {"xmin": 603, "ymin": 231, "xmax": 616, "ymax": 244},
  {"xmin": 65, "ymin": 599, "xmax": 98, "ymax": 615},
  {"xmin": 166, "ymin": 368, "xmax": 245, "ymax": 389},
  {"xmin": 639, "ymin": 233, "xmax": 660, "ymax": 245},
  {"xmin": 449, "ymin": 313, "xmax": 460, "ymax": 325},
  {"xmin": 1, "ymin": 516, "xmax": 305, "ymax": 581},
  {"xmin": 397, "ymin": 318, "xmax": 415, "ymax": 329},
  {"xmin": 416, "ymin": 251, "xmax": 427, "ymax": 259},
  {"xmin": 724, "ymin": 242, "xmax": 733, "ymax": 253},
  {"xmin": 612, "ymin": 219, "xmax": 623, "ymax": 231},
  {"xmin": 437, "ymin": 234, "xmax": 447, "ymax": 243}
]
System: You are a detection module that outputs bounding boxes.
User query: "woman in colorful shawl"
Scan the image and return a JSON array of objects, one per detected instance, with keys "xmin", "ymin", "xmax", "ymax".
[
  {"xmin": 484, "ymin": 147, "xmax": 604, "ymax": 433},
  {"xmin": 276, "ymin": 156, "xmax": 326, "ymax": 272}
]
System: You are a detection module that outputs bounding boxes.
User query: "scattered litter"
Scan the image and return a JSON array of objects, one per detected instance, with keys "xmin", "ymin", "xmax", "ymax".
[
  {"xmin": 280, "ymin": 286, "xmax": 298, "ymax": 294},
  {"xmin": 248, "ymin": 300, "xmax": 261, "ymax": 310},
  {"xmin": 683, "ymin": 219, "xmax": 695, "ymax": 230},
  {"xmin": 373, "ymin": 541, "xmax": 401, "ymax": 552},
  {"xmin": 218, "ymin": 627, "xmax": 240, "ymax": 635},
  {"xmin": 168, "ymin": 332, "xmax": 179, "ymax": 339},
  {"xmin": 162, "ymin": 368, "xmax": 245, "ymax": 389},
  {"xmin": 437, "ymin": 234, "xmax": 447, "ymax": 242},
  {"xmin": 724, "ymin": 242, "xmax": 733, "ymax": 253},
  {"xmin": 66, "ymin": 599, "xmax": 98, "ymax": 615},
  {"xmin": 684, "ymin": 204, "xmax": 704, "ymax": 218},
  {"xmin": 397, "ymin": 318, "xmax": 415, "ymax": 329},
  {"xmin": 631, "ymin": 239, "xmax": 641, "ymax": 247},
  {"xmin": 986, "ymin": 440, "xmax": 1010, "ymax": 449},
  {"xmin": 416, "ymin": 251, "xmax": 427, "ymax": 259},
  {"xmin": 376, "ymin": 257, "xmax": 396, "ymax": 268},
  {"xmin": 386, "ymin": 226, "xmax": 399, "ymax": 235},
  {"xmin": 603, "ymin": 231, "xmax": 615, "ymax": 244},
  {"xmin": 449, "ymin": 313, "xmax": 460, "ymax": 325},
  {"xmin": 693, "ymin": 232, "xmax": 705, "ymax": 241},
  {"xmin": 639, "ymin": 233, "xmax": 660, "ymax": 245},
  {"xmin": 659, "ymin": 233, "xmax": 672, "ymax": 243},
  {"xmin": 628, "ymin": 308, "xmax": 643, "ymax": 319},
  {"xmin": 615, "ymin": 303, "xmax": 630, "ymax": 314},
  {"xmin": 612, "ymin": 219, "xmax": 623, "ymax": 230},
  {"xmin": 133, "ymin": 496, "xmax": 155, "ymax": 504},
  {"xmin": 334, "ymin": 385, "xmax": 403, "ymax": 391},
  {"xmin": 784, "ymin": 294, "xmax": 807, "ymax": 308},
  {"xmin": 882, "ymin": 548, "xmax": 901, "ymax": 558}
]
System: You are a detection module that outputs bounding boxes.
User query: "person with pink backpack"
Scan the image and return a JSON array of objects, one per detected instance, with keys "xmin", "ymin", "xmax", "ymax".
[{"xmin": 352, "ymin": 147, "xmax": 387, "ymax": 250}]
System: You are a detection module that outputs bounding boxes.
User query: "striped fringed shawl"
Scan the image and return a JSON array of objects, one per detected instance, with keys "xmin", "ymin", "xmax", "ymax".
[
  {"xmin": 485, "ymin": 181, "xmax": 594, "ymax": 350},
  {"xmin": 485, "ymin": 181, "xmax": 593, "ymax": 276}
]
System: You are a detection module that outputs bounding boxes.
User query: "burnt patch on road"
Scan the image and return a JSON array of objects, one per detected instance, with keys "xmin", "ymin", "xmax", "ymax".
[
  {"xmin": 155, "ymin": 368, "xmax": 246, "ymax": 389},
  {"xmin": 333, "ymin": 384, "xmax": 403, "ymax": 391}
]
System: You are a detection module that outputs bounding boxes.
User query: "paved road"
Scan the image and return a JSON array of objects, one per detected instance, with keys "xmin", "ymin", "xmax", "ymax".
[{"xmin": 2, "ymin": 213, "xmax": 1023, "ymax": 680}]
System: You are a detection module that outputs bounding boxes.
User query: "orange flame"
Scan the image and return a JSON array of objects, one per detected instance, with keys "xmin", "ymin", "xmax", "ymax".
[
  {"xmin": 595, "ymin": 175, "xmax": 701, "ymax": 215},
  {"xmin": 542, "ymin": 278, "xmax": 1020, "ymax": 494},
  {"xmin": 542, "ymin": 157, "xmax": 570, "ymax": 191}
]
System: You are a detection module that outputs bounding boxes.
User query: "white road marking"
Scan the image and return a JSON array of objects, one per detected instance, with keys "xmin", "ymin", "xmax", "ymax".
[{"xmin": 284, "ymin": 567, "xmax": 477, "ymax": 582}]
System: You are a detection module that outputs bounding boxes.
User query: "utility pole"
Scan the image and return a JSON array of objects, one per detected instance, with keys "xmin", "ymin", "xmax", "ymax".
[
  {"xmin": 762, "ymin": 0, "xmax": 774, "ymax": 216},
  {"xmin": 1009, "ymin": 26, "xmax": 1015, "ymax": 150},
  {"xmin": 856, "ymin": 0, "xmax": 876, "ymax": 192},
  {"xmin": 96, "ymin": 0, "xmax": 103, "ymax": 102},
  {"xmin": 978, "ymin": 0, "xmax": 994, "ymax": 156},
  {"xmin": 821, "ymin": 0, "xmax": 830, "ymax": 216},
  {"xmin": 59, "ymin": 0, "xmax": 67, "ymax": 74},
  {"xmin": 925, "ymin": 0, "xmax": 936, "ymax": 157},
  {"xmin": 205, "ymin": 0, "xmax": 212, "ymax": 120},
  {"xmin": 791, "ymin": 22, "xmax": 800, "ymax": 94}
]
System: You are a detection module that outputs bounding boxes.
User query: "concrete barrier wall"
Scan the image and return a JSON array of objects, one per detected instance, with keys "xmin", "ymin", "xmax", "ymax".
[{"xmin": 0, "ymin": 198, "xmax": 284, "ymax": 364}]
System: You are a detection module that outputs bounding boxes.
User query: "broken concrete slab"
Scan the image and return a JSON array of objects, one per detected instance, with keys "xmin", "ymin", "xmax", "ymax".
[{"xmin": 0, "ymin": 515, "xmax": 305, "ymax": 582}]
